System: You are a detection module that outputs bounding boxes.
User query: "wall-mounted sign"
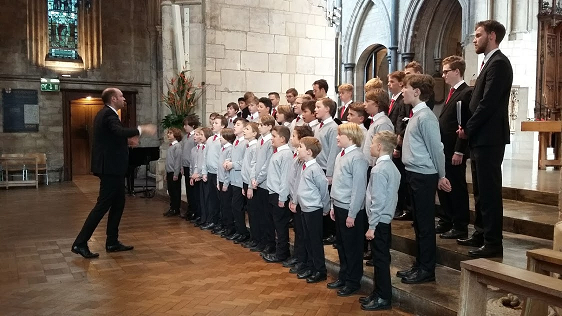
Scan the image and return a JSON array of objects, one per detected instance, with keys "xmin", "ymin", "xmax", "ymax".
[
  {"xmin": 2, "ymin": 89, "xmax": 39, "ymax": 132},
  {"xmin": 40, "ymin": 78, "xmax": 60, "ymax": 92}
]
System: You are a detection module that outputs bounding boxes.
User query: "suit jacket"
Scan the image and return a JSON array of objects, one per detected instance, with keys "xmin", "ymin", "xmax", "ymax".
[
  {"xmin": 465, "ymin": 50, "xmax": 513, "ymax": 147},
  {"xmin": 388, "ymin": 94, "xmax": 402, "ymax": 130},
  {"xmin": 241, "ymin": 107, "xmax": 251, "ymax": 119},
  {"xmin": 338, "ymin": 104, "xmax": 350, "ymax": 122},
  {"xmin": 439, "ymin": 82, "xmax": 473, "ymax": 159},
  {"xmin": 393, "ymin": 95, "xmax": 410, "ymax": 136},
  {"xmin": 91, "ymin": 105, "xmax": 140, "ymax": 176}
]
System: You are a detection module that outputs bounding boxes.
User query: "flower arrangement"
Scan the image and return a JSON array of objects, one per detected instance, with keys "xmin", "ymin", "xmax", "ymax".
[{"xmin": 161, "ymin": 70, "xmax": 204, "ymax": 129}]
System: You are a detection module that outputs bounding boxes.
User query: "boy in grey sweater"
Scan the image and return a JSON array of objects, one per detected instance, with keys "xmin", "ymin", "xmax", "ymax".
[
  {"xmin": 181, "ymin": 115, "xmax": 200, "ymax": 220},
  {"xmin": 398, "ymin": 74, "xmax": 451, "ymax": 285},
  {"xmin": 217, "ymin": 128, "xmax": 235, "ymax": 238},
  {"xmin": 328, "ymin": 123, "xmax": 368, "ymax": 296},
  {"xmin": 360, "ymin": 131, "xmax": 400, "ymax": 311},
  {"xmin": 164, "ymin": 127, "xmax": 184, "ymax": 217}
]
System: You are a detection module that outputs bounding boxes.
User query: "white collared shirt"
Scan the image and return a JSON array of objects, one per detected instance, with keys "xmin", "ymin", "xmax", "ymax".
[
  {"xmin": 308, "ymin": 120, "xmax": 320, "ymax": 128},
  {"xmin": 304, "ymin": 158, "xmax": 317, "ymax": 168},
  {"xmin": 412, "ymin": 102, "xmax": 428, "ymax": 115},
  {"xmin": 340, "ymin": 144, "xmax": 357, "ymax": 156},
  {"xmin": 321, "ymin": 117, "xmax": 334, "ymax": 125},
  {"xmin": 375, "ymin": 154, "xmax": 391, "ymax": 165},
  {"xmin": 171, "ymin": 140, "xmax": 178, "ymax": 146},
  {"xmin": 247, "ymin": 139, "xmax": 258, "ymax": 146},
  {"xmin": 222, "ymin": 143, "xmax": 232, "ymax": 150},
  {"xmin": 276, "ymin": 144, "xmax": 290, "ymax": 152},
  {"xmin": 452, "ymin": 80, "xmax": 465, "ymax": 90},
  {"xmin": 107, "ymin": 104, "xmax": 143, "ymax": 135},
  {"xmin": 372, "ymin": 112, "xmax": 385, "ymax": 121},
  {"xmin": 391, "ymin": 92, "xmax": 402, "ymax": 101},
  {"xmin": 261, "ymin": 132, "xmax": 272, "ymax": 142}
]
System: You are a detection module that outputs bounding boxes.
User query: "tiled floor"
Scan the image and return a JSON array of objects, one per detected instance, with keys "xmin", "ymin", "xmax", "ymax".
[{"xmin": 0, "ymin": 176, "xmax": 411, "ymax": 316}]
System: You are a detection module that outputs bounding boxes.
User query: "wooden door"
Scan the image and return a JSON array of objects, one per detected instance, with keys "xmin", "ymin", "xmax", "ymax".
[{"xmin": 70, "ymin": 98, "xmax": 104, "ymax": 175}]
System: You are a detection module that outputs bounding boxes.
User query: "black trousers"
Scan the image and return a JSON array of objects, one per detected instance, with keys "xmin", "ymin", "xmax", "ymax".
[
  {"xmin": 322, "ymin": 175, "xmax": 336, "ymax": 238},
  {"xmin": 199, "ymin": 178, "xmax": 210, "ymax": 223},
  {"xmin": 167, "ymin": 172, "xmax": 182, "ymax": 211},
  {"xmin": 393, "ymin": 157, "xmax": 411, "ymax": 214},
  {"xmin": 191, "ymin": 180, "xmax": 201, "ymax": 218},
  {"xmin": 183, "ymin": 167, "xmax": 193, "ymax": 215},
  {"xmin": 269, "ymin": 193, "xmax": 291, "ymax": 259},
  {"xmin": 243, "ymin": 183, "xmax": 260, "ymax": 242},
  {"xmin": 436, "ymin": 160, "xmax": 470, "ymax": 231},
  {"xmin": 74, "ymin": 174, "xmax": 126, "ymax": 247},
  {"xmin": 471, "ymin": 145, "xmax": 505, "ymax": 246},
  {"xmin": 334, "ymin": 206, "xmax": 365, "ymax": 289},
  {"xmin": 257, "ymin": 187, "xmax": 275, "ymax": 247},
  {"xmin": 206, "ymin": 173, "xmax": 220, "ymax": 224},
  {"xmin": 232, "ymin": 185, "xmax": 249, "ymax": 236},
  {"xmin": 293, "ymin": 205, "xmax": 307, "ymax": 264},
  {"xmin": 219, "ymin": 182, "xmax": 234, "ymax": 230},
  {"xmin": 301, "ymin": 208, "xmax": 326, "ymax": 274},
  {"xmin": 370, "ymin": 222, "xmax": 392, "ymax": 300},
  {"xmin": 406, "ymin": 171, "xmax": 438, "ymax": 272}
]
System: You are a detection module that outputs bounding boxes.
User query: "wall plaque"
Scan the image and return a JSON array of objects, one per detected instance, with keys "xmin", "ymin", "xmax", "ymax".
[{"xmin": 2, "ymin": 89, "xmax": 39, "ymax": 132}]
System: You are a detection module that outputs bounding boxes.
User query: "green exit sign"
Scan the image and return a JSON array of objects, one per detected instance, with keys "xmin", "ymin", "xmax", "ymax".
[{"xmin": 40, "ymin": 78, "xmax": 60, "ymax": 92}]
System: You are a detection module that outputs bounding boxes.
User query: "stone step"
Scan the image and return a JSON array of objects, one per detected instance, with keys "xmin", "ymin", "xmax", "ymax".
[
  {"xmin": 390, "ymin": 220, "xmax": 553, "ymax": 271},
  {"xmin": 468, "ymin": 182, "xmax": 558, "ymax": 206}
]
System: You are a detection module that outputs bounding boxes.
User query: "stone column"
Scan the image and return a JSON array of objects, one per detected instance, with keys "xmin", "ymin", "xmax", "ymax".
[
  {"xmin": 433, "ymin": 58, "xmax": 443, "ymax": 75},
  {"xmin": 401, "ymin": 52, "xmax": 415, "ymax": 69},
  {"xmin": 343, "ymin": 63, "xmax": 355, "ymax": 85}
]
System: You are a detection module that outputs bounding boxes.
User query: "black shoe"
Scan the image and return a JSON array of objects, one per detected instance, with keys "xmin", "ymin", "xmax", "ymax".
[
  {"xmin": 361, "ymin": 297, "xmax": 391, "ymax": 311},
  {"xmin": 327, "ymin": 279, "xmax": 345, "ymax": 289},
  {"xmin": 190, "ymin": 216, "xmax": 200, "ymax": 223},
  {"xmin": 306, "ymin": 271, "xmax": 327, "ymax": 283},
  {"xmin": 359, "ymin": 293, "xmax": 377, "ymax": 305},
  {"xmin": 163, "ymin": 209, "xmax": 179, "ymax": 217},
  {"xmin": 297, "ymin": 269, "xmax": 313, "ymax": 279},
  {"xmin": 234, "ymin": 235, "xmax": 250, "ymax": 244},
  {"xmin": 194, "ymin": 220, "xmax": 203, "ymax": 227},
  {"xmin": 401, "ymin": 268, "xmax": 435, "ymax": 284},
  {"xmin": 282, "ymin": 257, "xmax": 298, "ymax": 268},
  {"xmin": 393, "ymin": 210, "xmax": 412, "ymax": 221},
  {"xmin": 457, "ymin": 235, "xmax": 484, "ymax": 247},
  {"xmin": 71, "ymin": 245, "xmax": 99, "ymax": 259},
  {"xmin": 396, "ymin": 266, "xmax": 419, "ymax": 278},
  {"xmin": 221, "ymin": 229, "xmax": 236, "ymax": 238},
  {"xmin": 201, "ymin": 222, "xmax": 215, "ymax": 230},
  {"xmin": 440, "ymin": 228, "xmax": 468, "ymax": 239},
  {"xmin": 289, "ymin": 263, "xmax": 304, "ymax": 274},
  {"xmin": 227, "ymin": 233, "xmax": 241, "ymax": 241},
  {"xmin": 468, "ymin": 245, "xmax": 503, "ymax": 258},
  {"xmin": 322, "ymin": 235, "xmax": 336, "ymax": 245},
  {"xmin": 261, "ymin": 244, "xmax": 275, "ymax": 255},
  {"xmin": 435, "ymin": 222, "xmax": 452, "ymax": 234},
  {"xmin": 242, "ymin": 240, "xmax": 258, "ymax": 248},
  {"xmin": 105, "ymin": 242, "xmax": 134, "ymax": 253},
  {"xmin": 365, "ymin": 259, "xmax": 373, "ymax": 266},
  {"xmin": 337, "ymin": 286, "xmax": 360, "ymax": 297},
  {"xmin": 363, "ymin": 251, "xmax": 372, "ymax": 260},
  {"xmin": 263, "ymin": 253, "xmax": 284, "ymax": 263},
  {"xmin": 250, "ymin": 244, "xmax": 266, "ymax": 252},
  {"xmin": 187, "ymin": 213, "xmax": 197, "ymax": 220}
]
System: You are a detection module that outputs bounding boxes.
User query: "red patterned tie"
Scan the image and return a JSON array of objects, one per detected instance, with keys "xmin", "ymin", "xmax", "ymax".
[
  {"xmin": 409, "ymin": 109, "xmax": 413, "ymax": 118},
  {"xmin": 302, "ymin": 164, "xmax": 306, "ymax": 170},
  {"xmin": 340, "ymin": 149, "xmax": 345, "ymax": 157},
  {"xmin": 296, "ymin": 116, "xmax": 300, "ymax": 122},
  {"xmin": 222, "ymin": 147, "xmax": 225, "ymax": 152},
  {"xmin": 235, "ymin": 140, "xmax": 239, "ymax": 146},
  {"xmin": 480, "ymin": 60, "xmax": 485, "ymax": 71},
  {"xmin": 446, "ymin": 88, "xmax": 455, "ymax": 103},
  {"xmin": 293, "ymin": 152, "xmax": 297, "ymax": 158},
  {"xmin": 389, "ymin": 99, "xmax": 395, "ymax": 113},
  {"xmin": 319, "ymin": 122, "xmax": 324, "ymax": 129},
  {"xmin": 272, "ymin": 109, "xmax": 277, "ymax": 118},
  {"xmin": 261, "ymin": 139, "xmax": 264, "ymax": 146},
  {"xmin": 273, "ymin": 149, "xmax": 277, "ymax": 153},
  {"xmin": 213, "ymin": 135, "xmax": 217, "ymax": 141},
  {"xmin": 202, "ymin": 145, "xmax": 205, "ymax": 150},
  {"xmin": 340, "ymin": 106, "xmax": 345, "ymax": 119}
]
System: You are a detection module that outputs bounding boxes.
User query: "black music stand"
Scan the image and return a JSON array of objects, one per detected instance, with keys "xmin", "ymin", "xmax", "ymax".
[{"xmin": 127, "ymin": 147, "xmax": 159, "ymax": 198}]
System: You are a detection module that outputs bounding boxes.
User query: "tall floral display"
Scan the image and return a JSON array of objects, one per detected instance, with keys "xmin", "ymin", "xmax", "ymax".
[{"xmin": 161, "ymin": 70, "xmax": 203, "ymax": 129}]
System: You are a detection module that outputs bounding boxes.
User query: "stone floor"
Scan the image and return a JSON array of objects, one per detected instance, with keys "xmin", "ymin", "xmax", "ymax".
[{"xmin": 0, "ymin": 176, "xmax": 412, "ymax": 316}]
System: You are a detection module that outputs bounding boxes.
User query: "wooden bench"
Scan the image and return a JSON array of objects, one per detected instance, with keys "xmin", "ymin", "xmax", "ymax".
[
  {"xmin": 458, "ymin": 258, "xmax": 562, "ymax": 316},
  {"xmin": 0, "ymin": 154, "xmax": 39, "ymax": 189},
  {"xmin": 521, "ymin": 121, "xmax": 562, "ymax": 169},
  {"xmin": 522, "ymin": 248, "xmax": 562, "ymax": 316}
]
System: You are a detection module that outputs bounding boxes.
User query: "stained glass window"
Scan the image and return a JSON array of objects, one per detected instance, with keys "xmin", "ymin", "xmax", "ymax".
[{"xmin": 47, "ymin": 0, "xmax": 80, "ymax": 60}]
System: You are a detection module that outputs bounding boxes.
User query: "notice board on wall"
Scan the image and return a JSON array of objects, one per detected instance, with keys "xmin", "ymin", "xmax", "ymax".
[{"xmin": 2, "ymin": 89, "xmax": 39, "ymax": 133}]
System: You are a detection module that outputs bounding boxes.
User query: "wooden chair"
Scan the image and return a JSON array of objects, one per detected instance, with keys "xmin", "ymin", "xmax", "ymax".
[
  {"xmin": 24, "ymin": 153, "xmax": 48, "ymax": 185},
  {"xmin": 522, "ymin": 249, "xmax": 562, "ymax": 316},
  {"xmin": 1, "ymin": 153, "xmax": 26, "ymax": 180},
  {"xmin": 458, "ymin": 258, "xmax": 562, "ymax": 316}
]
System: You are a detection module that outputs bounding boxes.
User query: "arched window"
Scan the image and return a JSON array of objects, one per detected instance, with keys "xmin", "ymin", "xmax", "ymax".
[
  {"xmin": 47, "ymin": 0, "xmax": 80, "ymax": 60},
  {"xmin": 364, "ymin": 47, "xmax": 389, "ymax": 86}
]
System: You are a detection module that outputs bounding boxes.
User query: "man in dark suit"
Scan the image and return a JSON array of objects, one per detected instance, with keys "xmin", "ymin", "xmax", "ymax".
[
  {"xmin": 437, "ymin": 56, "xmax": 473, "ymax": 239},
  {"xmin": 457, "ymin": 20, "xmax": 513, "ymax": 258},
  {"xmin": 336, "ymin": 83, "xmax": 353, "ymax": 123},
  {"xmin": 71, "ymin": 88, "xmax": 156, "ymax": 258}
]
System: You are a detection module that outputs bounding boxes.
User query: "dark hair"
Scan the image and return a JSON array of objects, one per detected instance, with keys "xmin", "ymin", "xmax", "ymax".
[
  {"xmin": 442, "ymin": 55, "xmax": 466, "ymax": 77},
  {"xmin": 233, "ymin": 117, "xmax": 248, "ymax": 126},
  {"xmin": 293, "ymin": 125, "xmax": 314, "ymax": 140},
  {"xmin": 183, "ymin": 114, "xmax": 201, "ymax": 128},
  {"xmin": 272, "ymin": 125, "xmax": 290, "ymax": 144},
  {"xmin": 476, "ymin": 19, "xmax": 506, "ymax": 44},
  {"xmin": 268, "ymin": 92, "xmax": 280, "ymax": 99},
  {"xmin": 305, "ymin": 90, "xmax": 315, "ymax": 99},
  {"xmin": 227, "ymin": 102, "xmax": 239, "ymax": 112},
  {"xmin": 301, "ymin": 100, "xmax": 316, "ymax": 113},
  {"xmin": 404, "ymin": 74, "xmax": 435, "ymax": 102},
  {"xmin": 348, "ymin": 102, "xmax": 367, "ymax": 120},
  {"xmin": 286, "ymin": 88, "xmax": 298, "ymax": 96},
  {"xmin": 313, "ymin": 79, "xmax": 329, "ymax": 93},
  {"xmin": 405, "ymin": 61, "xmax": 423, "ymax": 73},
  {"xmin": 215, "ymin": 115, "xmax": 228, "ymax": 128},
  {"xmin": 167, "ymin": 127, "xmax": 183, "ymax": 142},
  {"xmin": 238, "ymin": 97, "xmax": 245, "ymax": 102},
  {"xmin": 101, "ymin": 88, "xmax": 119, "ymax": 104},
  {"xmin": 221, "ymin": 128, "xmax": 236, "ymax": 143},
  {"xmin": 259, "ymin": 97, "xmax": 272, "ymax": 109}
]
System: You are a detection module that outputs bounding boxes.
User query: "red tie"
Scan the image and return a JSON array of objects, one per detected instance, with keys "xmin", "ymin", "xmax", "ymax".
[
  {"xmin": 169, "ymin": 143, "xmax": 172, "ymax": 147},
  {"xmin": 229, "ymin": 118, "xmax": 233, "ymax": 124},
  {"xmin": 340, "ymin": 106, "xmax": 345, "ymax": 118},
  {"xmin": 293, "ymin": 152, "xmax": 297, "ymax": 158},
  {"xmin": 302, "ymin": 164, "xmax": 306, "ymax": 170},
  {"xmin": 409, "ymin": 109, "xmax": 413, "ymax": 118},
  {"xmin": 272, "ymin": 109, "xmax": 277, "ymax": 117},
  {"xmin": 261, "ymin": 139, "xmax": 264, "ymax": 146},
  {"xmin": 273, "ymin": 149, "xmax": 278, "ymax": 153},
  {"xmin": 389, "ymin": 99, "xmax": 395, "ymax": 113},
  {"xmin": 246, "ymin": 144, "xmax": 249, "ymax": 148},
  {"xmin": 319, "ymin": 122, "xmax": 324, "ymax": 129},
  {"xmin": 340, "ymin": 149, "xmax": 345, "ymax": 157},
  {"xmin": 480, "ymin": 60, "xmax": 485, "ymax": 71},
  {"xmin": 213, "ymin": 135, "xmax": 217, "ymax": 141},
  {"xmin": 197, "ymin": 145, "xmax": 200, "ymax": 149},
  {"xmin": 446, "ymin": 88, "xmax": 455, "ymax": 103},
  {"xmin": 235, "ymin": 140, "xmax": 239, "ymax": 146},
  {"xmin": 222, "ymin": 147, "xmax": 225, "ymax": 151},
  {"xmin": 296, "ymin": 116, "xmax": 300, "ymax": 122},
  {"xmin": 202, "ymin": 145, "xmax": 205, "ymax": 150},
  {"xmin": 187, "ymin": 134, "xmax": 191, "ymax": 139}
]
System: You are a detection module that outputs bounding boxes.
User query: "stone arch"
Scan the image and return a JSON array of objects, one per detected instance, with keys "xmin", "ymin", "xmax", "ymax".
[{"xmin": 354, "ymin": 43, "xmax": 388, "ymax": 100}]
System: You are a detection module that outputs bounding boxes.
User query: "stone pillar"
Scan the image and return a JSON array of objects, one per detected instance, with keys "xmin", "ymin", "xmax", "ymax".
[
  {"xmin": 343, "ymin": 63, "xmax": 355, "ymax": 86},
  {"xmin": 401, "ymin": 52, "xmax": 415, "ymax": 69},
  {"xmin": 433, "ymin": 58, "xmax": 443, "ymax": 75}
]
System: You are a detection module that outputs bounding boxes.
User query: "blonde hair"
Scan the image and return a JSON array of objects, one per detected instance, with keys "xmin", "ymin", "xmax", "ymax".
[
  {"xmin": 338, "ymin": 83, "xmax": 354, "ymax": 93},
  {"xmin": 365, "ymin": 88, "xmax": 390, "ymax": 113},
  {"xmin": 364, "ymin": 77, "xmax": 383, "ymax": 92},
  {"xmin": 338, "ymin": 122, "xmax": 365, "ymax": 147},
  {"xmin": 373, "ymin": 131, "xmax": 398, "ymax": 153},
  {"xmin": 299, "ymin": 94, "xmax": 313, "ymax": 102}
]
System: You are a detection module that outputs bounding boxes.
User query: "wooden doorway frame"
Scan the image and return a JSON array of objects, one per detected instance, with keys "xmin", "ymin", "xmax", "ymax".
[{"xmin": 61, "ymin": 89, "xmax": 137, "ymax": 181}]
